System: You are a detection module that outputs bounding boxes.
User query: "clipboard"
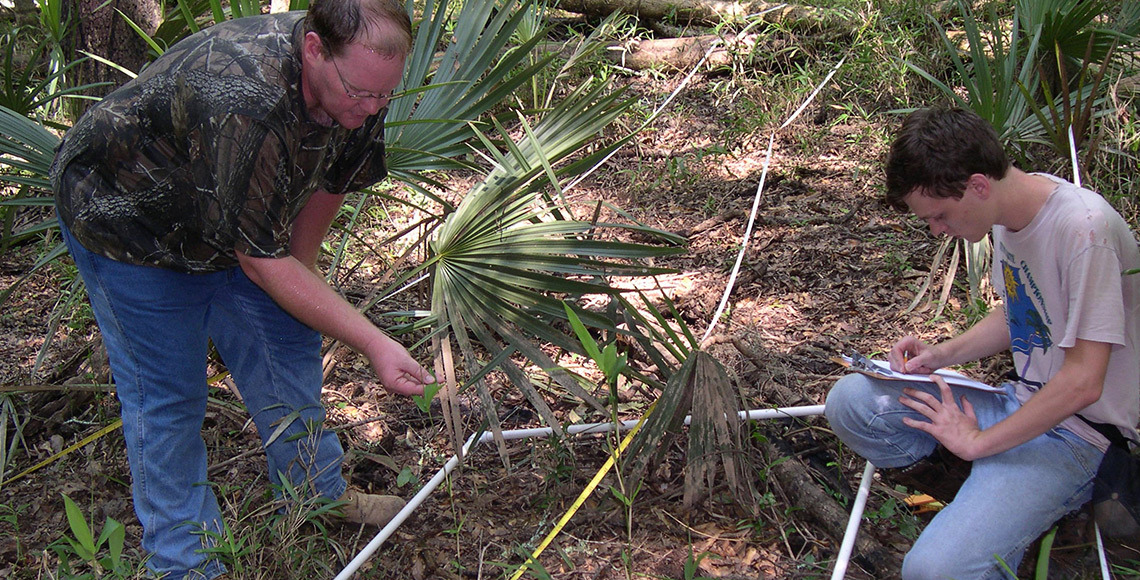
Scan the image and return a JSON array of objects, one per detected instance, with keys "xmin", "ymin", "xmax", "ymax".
[{"xmin": 832, "ymin": 352, "xmax": 1003, "ymax": 393}]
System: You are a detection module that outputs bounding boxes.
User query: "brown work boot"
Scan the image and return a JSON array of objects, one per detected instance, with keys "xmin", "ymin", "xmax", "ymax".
[
  {"xmin": 883, "ymin": 446, "xmax": 972, "ymax": 505},
  {"xmin": 337, "ymin": 488, "xmax": 405, "ymax": 527}
]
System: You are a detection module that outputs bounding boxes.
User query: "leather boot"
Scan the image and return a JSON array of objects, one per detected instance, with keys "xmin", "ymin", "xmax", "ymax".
[
  {"xmin": 883, "ymin": 446, "xmax": 972, "ymax": 505},
  {"xmin": 338, "ymin": 489, "xmax": 406, "ymax": 527}
]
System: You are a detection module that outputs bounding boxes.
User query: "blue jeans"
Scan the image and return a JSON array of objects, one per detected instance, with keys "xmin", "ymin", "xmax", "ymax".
[
  {"xmin": 825, "ymin": 373, "xmax": 1102, "ymax": 580},
  {"xmin": 61, "ymin": 222, "xmax": 347, "ymax": 580}
]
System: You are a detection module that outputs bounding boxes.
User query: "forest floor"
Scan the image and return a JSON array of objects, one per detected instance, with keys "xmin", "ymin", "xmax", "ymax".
[{"xmin": 2, "ymin": 68, "xmax": 1139, "ymax": 580}]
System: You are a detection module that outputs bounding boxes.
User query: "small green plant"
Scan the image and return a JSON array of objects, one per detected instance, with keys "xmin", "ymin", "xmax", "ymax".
[
  {"xmin": 665, "ymin": 155, "xmax": 696, "ymax": 190},
  {"xmin": 50, "ymin": 494, "xmax": 130, "ymax": 579},
  {"xmin": 864, "ymin": 494, "xmax": 920, "ymax": 540},
  {"xmin": 563, "ymin": 302, "xmax": 626, "ymax": 392},
  {"xmin": 187, "ymin": 476, "xmax": 359, "ymax": 578},
  {"xmin": 193, "ymin": 518, "xmax": 258, "ymax": 577},
  {"xmin": 0, "ymin": 393, "xmax": 28, "ymax": 484},
  {"xmin": 537, "ymin": 433, "xmax": 575, "ymax": 487},
  {"xmin": 680, "ymin": 545, "xmax": 717, "ymax": 580},
  {"xmin": 962, "ymin": 295, "xmax": 992, "ymax": 327},
  {"xmin": 396, "ymin": 465, "xmax": 419, "ymax": 488},
  {"xmin": 883, "ymin": 249, "xmax": 911, "ymax": 275},
  {"xmin": 487, "ymin": 545, "xmax": 555, "ymax": 580},
  {"xmin": 0, "ymin": 502, "xmax": 25, "ymax": 565},
  {"xmin": 995, "ymin": 525, "xmax": 1057, "ymax": 580},
  {"xmin": 606, "ymin": 477, "xmax": 643, "ymax": 541},
  {"xmin": 563, "ymin": 301, "xmax": 641, "ymax": 538},
  {"xmin": 412, "ymin": 381, "xmax": 441, "ymax": 414},
  {"xmin": 1112, "ymin": 558, "xmax": 1140, "ymax": 576}
]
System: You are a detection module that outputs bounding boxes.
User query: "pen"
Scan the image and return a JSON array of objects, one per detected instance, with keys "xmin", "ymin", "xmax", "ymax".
[{"xmin": 902, "ymin": 351, "xmax": 910, "ymax": 371}]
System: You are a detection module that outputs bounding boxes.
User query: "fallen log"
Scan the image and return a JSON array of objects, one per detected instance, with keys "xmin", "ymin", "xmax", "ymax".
[
  {"xmin": 606, "ymin": 33, "xmax": 754, "ymax": 71},
  {"xmin": 758, "ymin": 436, "xmax": 896, "ymax": 574},
  {"xmin": 723, "ymin": 334, "xmax": 899, "ymax": 574},
  {"xmin": 556, "ymin": 0, "xmax": 851, "ymax": 30}
]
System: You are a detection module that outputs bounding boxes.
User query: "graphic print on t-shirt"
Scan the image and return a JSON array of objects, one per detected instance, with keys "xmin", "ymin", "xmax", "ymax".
[{"xmin": 1002, "ymin": 259, "xmax": 1053, "ymax": 381}]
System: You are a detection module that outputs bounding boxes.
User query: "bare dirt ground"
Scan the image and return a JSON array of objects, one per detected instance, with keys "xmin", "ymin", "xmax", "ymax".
[{"xmin": 1, "ymin": 73, "xmax": 1135, "ymax": 580}]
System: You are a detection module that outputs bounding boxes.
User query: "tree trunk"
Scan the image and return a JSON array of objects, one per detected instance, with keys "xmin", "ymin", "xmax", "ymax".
[
  {"xmin": 64, "ymin": 0, "xmax": 162, "ymax": 116},
  {"xmin": 555, "ymin": 0, "xmax": 847, "ymax": 30}
]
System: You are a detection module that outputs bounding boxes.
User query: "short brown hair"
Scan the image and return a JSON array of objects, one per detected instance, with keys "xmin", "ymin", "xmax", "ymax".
[
  {"xmin": 305, "ymin": 0, "xmax": 413, "ymax": 58},
  {"xmin": 885, "ymin": 107, "xmax": 1010, "ymax": 211}
]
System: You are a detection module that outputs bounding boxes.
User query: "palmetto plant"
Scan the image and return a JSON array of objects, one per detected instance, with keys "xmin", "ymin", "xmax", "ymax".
[
  {"xmin": 383, "ymin": 69, "xmax": 687, "ymax": 449},
  {"xmin": 1020, "ymin": 0, "xmax": 1140, "ymax": 98},
  {"xmin": 616, "ymin": 299, "xmax": 756, "ymax": 512},
  {"xmin": 907, "ymin": 0, "xmax": 1137, "ymax": 166},
  {"xmin": 1019, "ymin": 0, "xmax": 1140, "ymax": 183},
  {"xmin": 129, "ymin": 0, "xmax": 308, "ymax": 56},
  {"xmin": 0, "ymin": 0, "xmax": 107, "ymax": 297},
  {"xmin": 321, "ymin": 0, "xmax": 690, "ymax": 450},
  {"xmin": 0, "ymin": 103, "xmax": 64, "ymax": 304},
  {"xmin": 905, "ymin": 0, "xmax": 1045, "ymax": 158},
  {"xmin": 0, "ymin": 28, "xmax": 104, "ymax": 118}
]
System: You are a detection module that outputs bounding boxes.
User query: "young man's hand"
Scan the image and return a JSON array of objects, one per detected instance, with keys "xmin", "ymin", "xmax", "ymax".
[
  {"xmin": 898, "ymin": 376, "xmax": 983, "ymax": 461},
  {"xmin": 888, "ymin": 336, "xmax": 943, "ymax": 374}
]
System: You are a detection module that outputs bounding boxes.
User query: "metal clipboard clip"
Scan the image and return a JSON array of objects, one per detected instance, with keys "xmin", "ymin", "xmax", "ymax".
[{"xmin": 847, "ymin": 351, "xmax": 899, "ymax": 378}]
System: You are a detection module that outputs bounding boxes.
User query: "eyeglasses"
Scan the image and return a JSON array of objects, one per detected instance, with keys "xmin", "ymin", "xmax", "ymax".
[{"xmin": 329, "ymin": 55, "xmax": 393, "ymax": 101}]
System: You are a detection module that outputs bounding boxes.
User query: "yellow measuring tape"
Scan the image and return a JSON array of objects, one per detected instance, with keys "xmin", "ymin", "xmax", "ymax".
[
  {"xmin": 2, "ymin": 419, "xmax": 122, "ymax": 487},
  {"xmin": 508, "ymin": 408, "xmax": 650, "ymax": 580},
  {"xmin": 2, "ymin": 372, "xmax": 230, "ymax": 488}
]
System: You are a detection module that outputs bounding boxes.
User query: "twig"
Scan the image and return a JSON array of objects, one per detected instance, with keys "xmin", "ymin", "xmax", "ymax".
[{"xmin": 208, "ymin": 447, "xmax": 262, "ymax": 476}]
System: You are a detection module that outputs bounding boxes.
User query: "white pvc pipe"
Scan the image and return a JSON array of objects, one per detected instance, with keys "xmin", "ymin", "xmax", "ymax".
[
  {"xmin": 334, "ymin": 404, "xmax": 828, "ymax": 579},
  {"xmin": 1095, "ymin": 523, "xmax": 1111, "ymax": 580},
  {"xmin": 830, "ymin": 460, "xmax": 876, "ymax": 580},
  {"xmin": 1069, "ymin": 121, "xmax": 1111, "ymax": 580},
  {"xmin": 739, "ymin": 405, "xmax": 827, "ymax": 422},
  {"xmin": 332, "ymin": 432, "xmax": 475, "ymax": 580}
]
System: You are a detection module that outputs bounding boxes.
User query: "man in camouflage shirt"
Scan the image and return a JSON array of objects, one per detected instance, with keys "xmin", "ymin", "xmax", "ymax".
[{"xmin": 50, "ymin": 0, "xmax": 432, "ymax": 577}]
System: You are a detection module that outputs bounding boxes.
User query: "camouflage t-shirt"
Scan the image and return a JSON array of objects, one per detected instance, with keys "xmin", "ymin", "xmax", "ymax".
[{"xmin": 52, "ymin": 12, "xmax": 389, "ymax": 273}]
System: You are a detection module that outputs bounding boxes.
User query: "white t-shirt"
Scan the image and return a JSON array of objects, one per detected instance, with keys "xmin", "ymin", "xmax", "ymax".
[{"xmin": 992, "ymin": 174, "xmax": 1140, "ymax": 451}]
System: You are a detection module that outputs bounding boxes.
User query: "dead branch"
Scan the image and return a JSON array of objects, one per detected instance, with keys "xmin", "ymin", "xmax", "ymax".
[
  {"xmin": 607, "ymin": 32, "xmax": 778, "ymax": 71},
  {"xmin": 22, "ymin": 338, "xmax": 110, "ymax": 440},
  {"xmin": 759, "ymin": 437, "xmax": 895, "ymax": 574},
  {"xmin": 726, "ymin": 333, "xmax": 896, "ymax": 573}
]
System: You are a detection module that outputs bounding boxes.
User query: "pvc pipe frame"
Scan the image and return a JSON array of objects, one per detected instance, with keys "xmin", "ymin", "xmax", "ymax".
[
  {"xmin": 334, "ymin": 405, "xmax": 829, "ymax": 580},
  {"xmin": 830, "ymin": 460, "xmax": 876, "ymax": 580},
  {"xmin": 333, "ymin": 403, "xmax": 1114, "ymax": 580}
]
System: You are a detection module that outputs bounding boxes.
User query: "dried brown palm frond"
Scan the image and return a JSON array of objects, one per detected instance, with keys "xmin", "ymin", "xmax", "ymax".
[{"xmin": 622, "ymin": 349, "xmax": 757, "ymax": 515}]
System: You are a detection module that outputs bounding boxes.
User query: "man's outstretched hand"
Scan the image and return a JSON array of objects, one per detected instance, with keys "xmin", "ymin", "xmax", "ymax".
[{"xmin": 366, "ymin": 334, "xmax": 434, "ymax": 396}]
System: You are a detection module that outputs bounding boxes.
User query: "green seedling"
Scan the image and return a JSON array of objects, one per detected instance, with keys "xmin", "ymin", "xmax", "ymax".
[
  {"xmin": 396, "ymin": 466, "xmax": 419, "ymax": 488},
  {"xmin": 54, "ymin": 493, "xmax": 127, "ymax": 578},
  {"xmin": 563, "ymin": 302, "xmax": 626, "ymax": 389},
  {"xmin": 413, "ymin": 381, "xmax": 441, "ymax": 414}
]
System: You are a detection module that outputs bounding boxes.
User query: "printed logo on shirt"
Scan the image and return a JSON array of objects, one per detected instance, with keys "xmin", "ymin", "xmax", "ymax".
[{"xmin": 1002, "ymin": 259, "xmax": 1054, "ymax": 380}]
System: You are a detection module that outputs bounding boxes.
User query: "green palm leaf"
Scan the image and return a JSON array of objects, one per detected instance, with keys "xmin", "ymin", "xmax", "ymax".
[
  {"xmin": 385, "ymin": 0, "xmax": 559, "ymax": 187},
  {"xmin": 905, "ymin": 0, "xmax": 1044, "ymax": 148},
  {"xmin": 421, "ymin": 80, "xmax": 685, "ymax": 450},
  {"xmin": 0, "ymin": 104, "xmax": 59, "ymax": 188},
  {"xmin": 1020, "ymin": 0, "xmax": 1130, "ymax": 69},
  {"xmin": 0, "ymin": 104, "xmax": 65, "ymax": 304}
]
